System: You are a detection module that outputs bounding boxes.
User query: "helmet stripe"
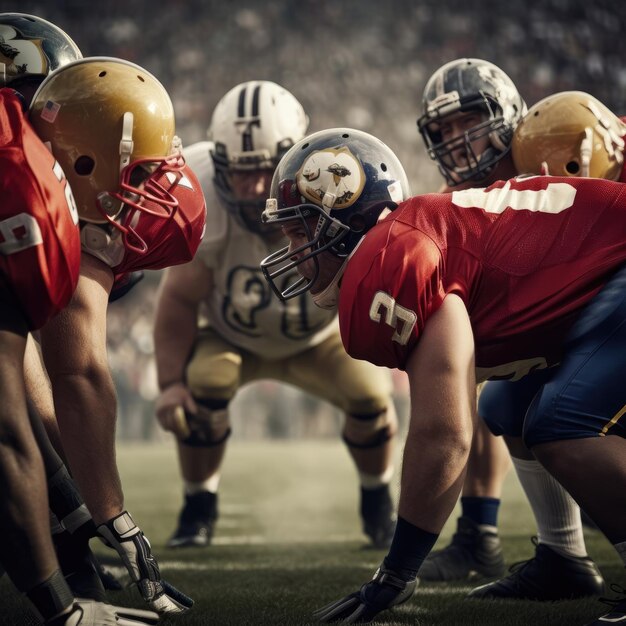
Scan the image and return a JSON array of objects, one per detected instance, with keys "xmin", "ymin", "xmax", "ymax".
[
  {"xmin": 251, "ymin": 83, "xmax": 261, "ymax": 119},
  {"xmin": 237, "ymin": 84, "xmax": 246, "ymax": 118}
]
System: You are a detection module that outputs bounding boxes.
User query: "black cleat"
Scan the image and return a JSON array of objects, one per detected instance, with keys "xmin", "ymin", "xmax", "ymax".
[
  {"xmin": 418, "ymin": 516, "xmax": 505, "ymax": 582},
  {"xmin": 468, "ymin": 538, "xmax": 605, "ymax": 601},
  {"xmin": 360, "ymin": 485, "xmax": 396, "ymax": 549},
  {"xmin": 167, "ymin": 491, "xmax": 218, "ymax": 548},
  {"xmin": 586, "ymin": 585, "xmax": 626, "ymax": 624}
]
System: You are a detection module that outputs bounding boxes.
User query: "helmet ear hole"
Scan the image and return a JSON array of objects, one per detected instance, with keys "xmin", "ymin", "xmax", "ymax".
[
  {"xmin": 74, "ymin": 155, "xmax": 95, "ymax": 176},
  {"xmin": 565, "ymin": 161, "xmax": 580, "ymax": 175}
]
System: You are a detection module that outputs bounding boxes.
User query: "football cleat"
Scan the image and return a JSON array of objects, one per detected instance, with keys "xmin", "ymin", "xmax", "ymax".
[
  {"xmin": 360, "ymin": 485, "xmax": 397, "ymax": 549},
  {"xmin": 418, "ymin": 516, "xmax": 505, "ymax": 582},
  {"xmin": 167, "ymin": 491, "xmax": 218, "ymax": 548},
  {"xmin": 586, "ymin": 585, "xmax": 626, "ymax": 625},
  {"xmin": 468, "ymin": 539, "xmax": 605, "ymax": 600}
]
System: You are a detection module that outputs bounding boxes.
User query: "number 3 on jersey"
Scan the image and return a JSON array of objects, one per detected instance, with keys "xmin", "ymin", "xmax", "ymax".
[
  {"xmin": 369, "ymin": 291, "xmax": 417, "ymax": 345},
  {"xmin": 0, "ymin": 161, "xmax": 78, "ymax": 256}
]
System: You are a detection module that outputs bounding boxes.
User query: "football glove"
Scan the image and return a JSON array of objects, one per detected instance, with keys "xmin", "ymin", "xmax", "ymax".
[
  {"xmin": 50, "ymin": 600, "xmax": 159, "ymax": 625},
  {"xmin": 97, "ymin": 511, "xmax": 193, "ymax": 614},
  {"xmin": 313, "ymin": 562, "xmax": 417, "ymax": 623}
]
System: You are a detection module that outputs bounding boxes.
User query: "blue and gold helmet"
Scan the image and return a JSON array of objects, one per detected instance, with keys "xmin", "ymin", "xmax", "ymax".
[{"xmin": 260, "ymin": 128, "xmax": 409, "ymax": 305}]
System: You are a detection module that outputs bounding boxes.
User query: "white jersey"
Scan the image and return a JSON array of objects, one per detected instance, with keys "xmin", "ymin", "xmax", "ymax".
[{"xmin": 184, "ymin": 142, "xmax": 337, "ymax": 360}]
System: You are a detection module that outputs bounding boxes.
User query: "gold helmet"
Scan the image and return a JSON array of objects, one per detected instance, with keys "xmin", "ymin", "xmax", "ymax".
[
  {"xmin": 512, "ymin": 91, "xmax": 626, "ymax": 180},
  {"xmin": 29, "ymin": 57, "xmax": 183, "ymax": 251}
]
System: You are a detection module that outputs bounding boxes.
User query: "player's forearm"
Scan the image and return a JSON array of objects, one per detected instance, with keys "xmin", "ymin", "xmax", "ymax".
[
  {"xmin": 398, "ymin": 419, "xmax": 471, "ymax": 533},
  {"xmin": 51, "ymin": 369, "xmax": 124, "ymax": 525},
  {"xmin": 153, "ymin": 293, "xmax": 198, "ymax": 389}
]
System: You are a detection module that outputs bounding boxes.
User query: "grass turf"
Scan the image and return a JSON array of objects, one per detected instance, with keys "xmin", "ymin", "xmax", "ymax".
[{"xmin": 1, "ymin": 440, "xmax": 623, "ymax": 625}]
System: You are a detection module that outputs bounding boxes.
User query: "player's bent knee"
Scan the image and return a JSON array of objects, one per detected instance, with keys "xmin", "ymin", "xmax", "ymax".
[
  {"xmin": 186, "ymin": 354, "xmax": 240, "ymax": 401},
  {"xmin": 343, "ymin": 408, "xmax": 396, "ymax": 448},
  {"xmin": 181, "ymin": 399, "xmax": 232, "ymax": 448}
]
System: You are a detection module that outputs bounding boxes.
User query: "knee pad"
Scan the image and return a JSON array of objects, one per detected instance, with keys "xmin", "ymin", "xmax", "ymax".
[
  {"xmin": 181, "ymin": 399, "xmax": 232, "ymax": 448},
  {"xmin": 343, "ymin": 409, "xmax": 395, "ymax": 449}
]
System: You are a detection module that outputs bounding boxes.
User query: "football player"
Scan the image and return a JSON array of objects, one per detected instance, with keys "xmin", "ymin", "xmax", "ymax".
[
  {"xmin": 0, "ymin": 14, "xmax": 160, "ymax": 624},
  {"xmin": 260, "ymin": 127, "xmax": 626, "ymax": 625},
  {"xmin": 415, "ymin": 59, "xmax": 604, "ymax": 601},
  {"xmin": 26, "ymin": 56, "xmax": 206, "ymax": 615},
  {"xmin": 0, "ymin": 78, "xmax": 159, "ymax": 626},
  {"xmin": 414, "ymin": 57, "xmax": 521, "ymax": 585},
  {"xmin": 153, "ymin": 80, "xmax": 398, "ymax": 550},
  {"xmin": 0, "ymin": 79, "xmax": 81, "ymax": 626},
  {"xmin": 467, "ymin": 90, "xmax": 626, "ymax": 602},
  {"xmin": 0, "ymin": 10, "xmax": 126, "ymax": 600}
]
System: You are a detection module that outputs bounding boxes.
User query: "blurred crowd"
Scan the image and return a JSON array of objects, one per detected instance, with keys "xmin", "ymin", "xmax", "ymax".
[{"xmin": 15, "ymin": 0, "xmax": 625, "ymax": 440}]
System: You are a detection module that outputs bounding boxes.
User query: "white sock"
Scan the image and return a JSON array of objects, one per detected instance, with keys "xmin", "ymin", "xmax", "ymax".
[
  {"xmin": 359, "ymin": 465, "xmax": 394, "ymax": 489},
  {"xmin": 512, "ymin": 456, "xmax": 587, "ymax": 558},
  {"xmin": 185, "ymin": 474, "xmax": 220, "ymax": 495}
]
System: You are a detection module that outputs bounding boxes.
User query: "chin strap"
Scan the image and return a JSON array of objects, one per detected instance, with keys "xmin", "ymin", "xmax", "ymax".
[
  {"xmin": 580, "ymin": 127, "xmax": 593, "ymax": 178},
  {"xmin": 120, "ymin": 111, "xmax": 134, "ymax": 173},
  {"xmin": 311, "ymin": 243, "xmax": 361, "ymax": 310}
]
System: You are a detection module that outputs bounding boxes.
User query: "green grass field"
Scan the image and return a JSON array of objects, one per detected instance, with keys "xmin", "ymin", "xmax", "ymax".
[{"xmin": 1, "ymin": 440, "xmax": 624, "ymax": 625}]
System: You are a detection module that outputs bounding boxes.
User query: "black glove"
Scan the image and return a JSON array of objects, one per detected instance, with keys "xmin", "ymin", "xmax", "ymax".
[
  {"xmin": 313, "ymin": 562, "xmax": 417, "ymax": 623},
  {"xmin": 97, "ymin": 511, "xmax": 193, "ymax": 614}
]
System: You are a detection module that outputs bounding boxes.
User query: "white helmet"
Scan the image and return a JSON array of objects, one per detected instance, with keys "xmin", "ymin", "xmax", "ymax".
[{"xmin": 208, "ymin": 80, "xmax": 309, "ymax": 233}]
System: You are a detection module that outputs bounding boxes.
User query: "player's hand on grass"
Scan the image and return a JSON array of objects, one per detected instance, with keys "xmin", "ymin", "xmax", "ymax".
[
  {"xmin": 97, "ymin": 511, "xmax": 194, "ymax": 614},
  {"xmin": 54, "ymin": 600, "xmax": 159, "ymax": 625},
  {"xmin": 313, "ymin": 561, "xmax": 417, "ymax": 623}
]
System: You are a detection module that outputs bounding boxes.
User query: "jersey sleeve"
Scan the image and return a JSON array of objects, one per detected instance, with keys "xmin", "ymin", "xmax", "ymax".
[
  {"xmin": 0, "ymin": 89, "xmax": 81, "ymax": 329},
  {"xmin": 183, "ymin": 141, "xmax": 228, "ymax": 269},
  {"xmin": 339, "ymin": 220, "xmax": 446, "ymax": 370}
]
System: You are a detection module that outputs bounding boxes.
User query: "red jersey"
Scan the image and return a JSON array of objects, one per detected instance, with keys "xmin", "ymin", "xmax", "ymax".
[
  {"xmin": 0, "ymin": 89, "xmax": 80, "ymax": 329},
  {"xmin": 339, "ymin": 175, "xmax": 626, "ymax": 381}
]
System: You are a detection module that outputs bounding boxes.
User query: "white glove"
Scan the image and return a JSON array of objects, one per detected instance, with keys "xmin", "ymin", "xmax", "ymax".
[
  {"xmin": 97, "ymin": 511, "xmax": 193, "ymax": 614},
  {"xmin": 54, "ymin": 600, "xmax": 159, "ymax": 625}
]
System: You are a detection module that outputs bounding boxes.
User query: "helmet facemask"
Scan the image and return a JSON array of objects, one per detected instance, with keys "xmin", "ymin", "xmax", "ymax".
[
  {"xmin": 419, "ymin": 94, "xmax": 510, "ymax": 186},
  {"xmin": 418, "ymin": 58, "xmax": 525, "ymax": 187},
  {"xmin": 98, "ymin": 149, "xmax": 185, "ymax": 255},
  {"xmin": 212, "ymin": 146, "xmax": 282, "ymax": 237}
]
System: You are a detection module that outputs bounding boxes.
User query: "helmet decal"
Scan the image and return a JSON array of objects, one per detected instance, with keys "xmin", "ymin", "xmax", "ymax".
[
  {"xmin": 0, "ymin": 14, "xmax": 82, "ymax": 94},
  {"xmin": 296, "ymin": 147, "xmax": 365, "ymax": 210},
  {"xmin": 0, "ymin": 24, "xmax": 48, "ymax": 78},
  {"xmin": 476, "ymin": 63, "xmax": 520, "ymax": 107}
]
